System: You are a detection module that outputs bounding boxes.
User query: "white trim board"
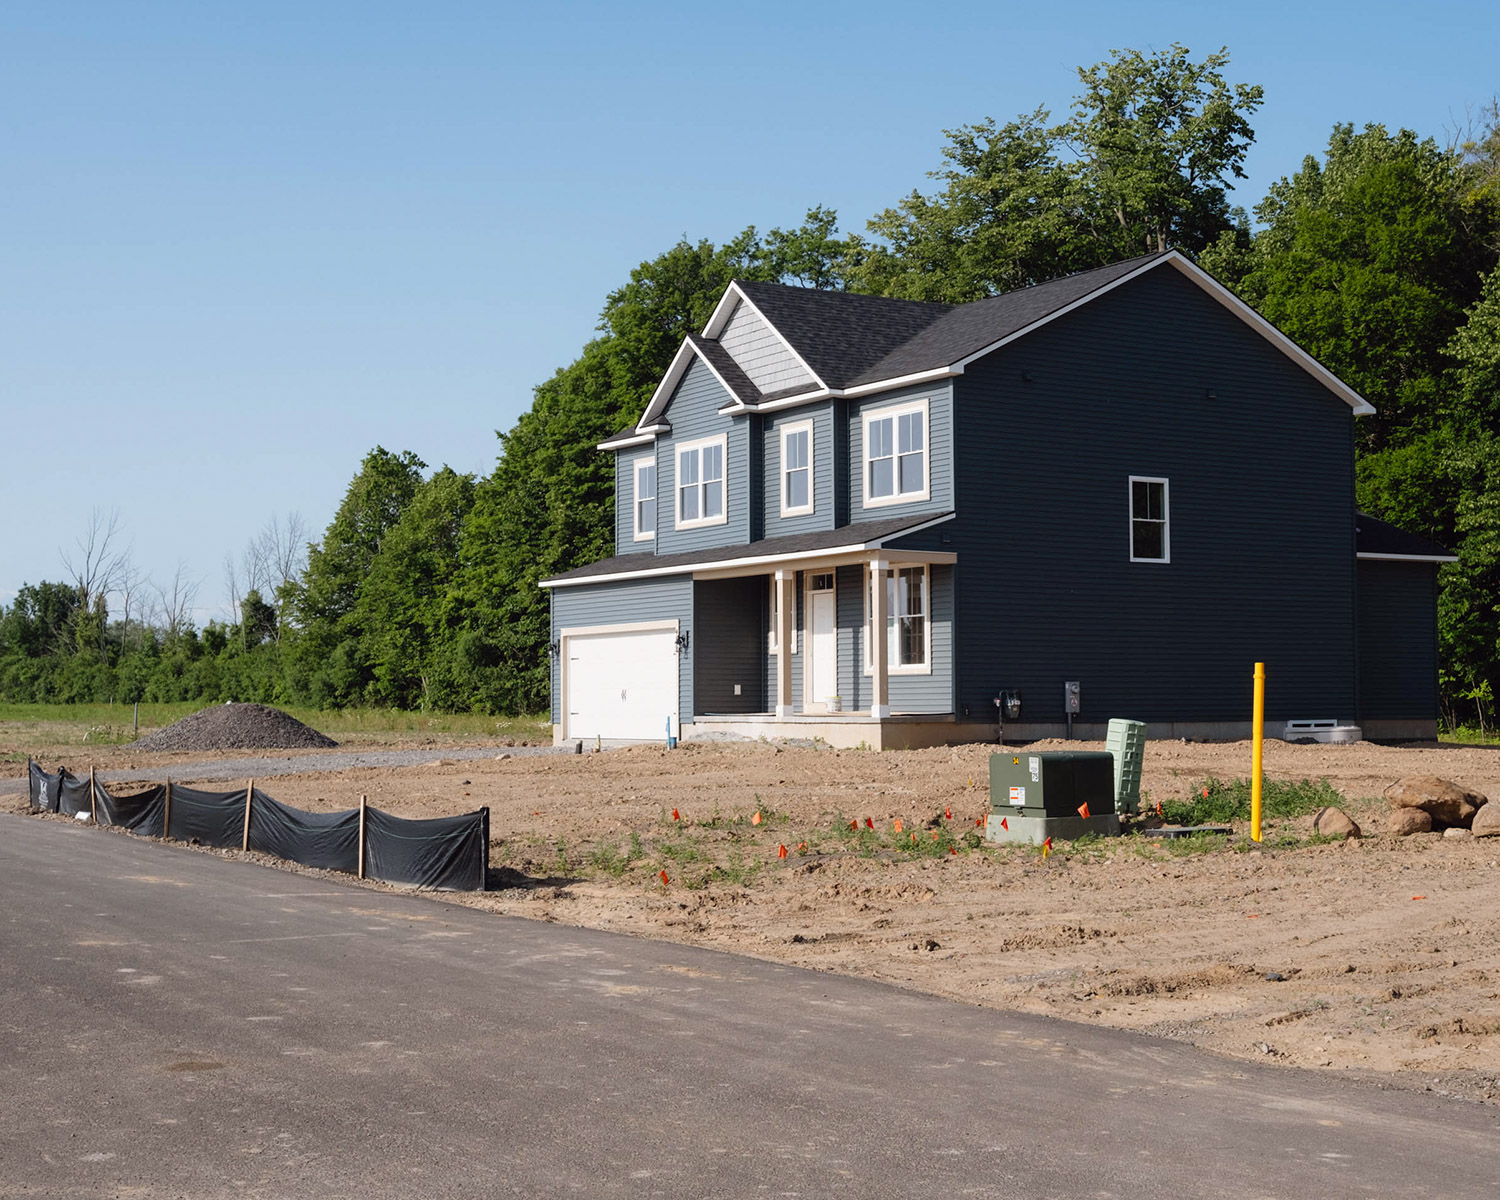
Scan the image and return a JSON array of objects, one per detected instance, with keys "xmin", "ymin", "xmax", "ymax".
[
  {"xmin": 1357, "ymin": 552, "xmax": 1458, "ymax": 563},
  {"xmin": 541, "ymin": 515, "xmax": 957, "ymax": 589}
]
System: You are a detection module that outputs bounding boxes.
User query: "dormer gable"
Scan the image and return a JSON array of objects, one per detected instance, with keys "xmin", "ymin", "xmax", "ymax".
[{"xmin": 715, "ymin": 298, "xmax": 817, "ymax": 394}]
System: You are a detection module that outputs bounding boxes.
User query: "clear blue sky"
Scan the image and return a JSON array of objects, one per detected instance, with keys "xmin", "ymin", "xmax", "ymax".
[{"xmin": 4, "ymin": 1, "xmax": 1496, "ymax": 621}]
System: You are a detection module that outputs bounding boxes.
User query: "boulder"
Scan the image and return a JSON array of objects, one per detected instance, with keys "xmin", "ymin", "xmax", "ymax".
[
  {"xmin": 1472, "ymin": 803, "xmax": 1500, "ymax": 838},
  {"xmin": 1312, "ymin": 806, "xmax": 1361, "ymax": 840},
  {"xmin": 1384, "ymin": 777, "xmax": 1487, "ymax": 828},
  {"xmin": 1388, "ymin": 808, "xmax": 1433, "ymax": 837},
  {"xmin": 1442, "ymin": 826, "xmax": 1473, "ymax": 841}
]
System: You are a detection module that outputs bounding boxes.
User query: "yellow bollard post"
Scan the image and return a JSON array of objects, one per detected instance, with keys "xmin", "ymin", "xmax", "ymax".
[{"xmin": 1250, "ymin": 662, "xmax": 1266, "ymax": 843}]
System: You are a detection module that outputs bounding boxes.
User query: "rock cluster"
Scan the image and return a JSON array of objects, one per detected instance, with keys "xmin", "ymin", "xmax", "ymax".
[
  {"xmin": 1384, "ymin": 776, "xmax": 1491, "ymax": 837},
  {"xmin": 133, "ymin": 703, "xmax": 338, "ymax": 752}
]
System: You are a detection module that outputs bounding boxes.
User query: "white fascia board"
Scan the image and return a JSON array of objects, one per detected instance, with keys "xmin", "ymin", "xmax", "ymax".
[
  {"xmin": 1161, "ymin": 253, "xmax": 1378, "ymax": 416},
  {"xmin": 703, "ymin": 281, "xmax": 829, "ymax": 391},
  {"xmin": 636, "ymin": 338, "xmax": 701, "ymax": 430},
  {"xmin": 1357, "ymin": 552, "xmax": 1458, "ymax": 563},
  {"xmin": 597, "ymin": 431, "xmax": 659, "ymax": 451},
  {"xmin": 635, "ymin": 336, "xmax": 754, "ymax": 430},
  {"xmin": 717, "ymin": 367, "xmax": 962, "ymax": 419},
  {"xmin": 541, "ymin": 517, "xmax": 958, "ymax": 589}
]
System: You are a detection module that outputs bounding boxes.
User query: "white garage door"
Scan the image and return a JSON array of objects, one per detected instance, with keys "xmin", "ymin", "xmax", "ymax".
[{"xmin": 564, "ymin": 626, "xmax": 679, "ymax": 741}]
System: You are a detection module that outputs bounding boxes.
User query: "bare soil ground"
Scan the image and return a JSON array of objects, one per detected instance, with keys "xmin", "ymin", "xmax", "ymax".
[{"xmin": 12, "ymin": 735, "xmax": 1500, "ymax": 1101}]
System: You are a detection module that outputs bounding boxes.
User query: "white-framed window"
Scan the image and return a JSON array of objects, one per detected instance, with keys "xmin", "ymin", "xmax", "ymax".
[
  {"xmin": 863, "ymin": 564, "xmax": 931, "ymax": 674},
  {"xmin": 779, "ymin": 420, "xmax": 814, "ymax": 518},
  {"xmin": 768, "ymin": 575, "xmax": 797, "ymax": 655},
  {"xmin": 632, "ymin": 456, "xmax": 656, "ymax": 541},
  {"xmin": 676, "ymin": 434, "xmax": 727, "ymax": 529},
  {"xmin": 1129, "ymin": 476, "xmax": 1170, "ymax": 562},
  {"xmin": 863, "ymin": 399, "xmax": 929, "ymax": 508}
]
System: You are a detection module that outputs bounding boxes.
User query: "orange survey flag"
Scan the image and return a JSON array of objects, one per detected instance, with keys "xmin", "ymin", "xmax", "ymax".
[
  {"xmin": 659, "ymin": 869, "xmax": 669, "ymax": 885},
  {"xmin": 751, "ymin": 811, "xmax": 762, "ymax": 825},
  {"xmin": 671, "ymin": 808, "xmax": 680, "ymax": 821},
  {"xmin": 864, "ymin": 817, "xmax": 874, "ymax": 829},
  {"xmin": 999, "ymin": 817, "xmax": 1008, "ymax": 830},
  {"xmin": 893, "ymin": 817, "xmax": 903, "ymax": 833},
  {"xmin": 777, "ymin": 844, "xmax": 788, "ymax": 859},
  {"xmin": 1042, "ymin": 836, "xmax": 1053, "ymax": 859},
  {"xmin": 1077, "ymin": 801, "xmax": 1091, "ymax": 819},
  {"xmin": 945, "ymin": 807, "xmax": 952, "ymax": 819}
]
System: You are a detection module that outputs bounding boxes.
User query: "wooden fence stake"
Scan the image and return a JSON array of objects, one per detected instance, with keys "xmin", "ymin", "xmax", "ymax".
[
  {"xmin": 242, "ymin": 779, "xmax": 254, "ymax": 852},
  {"xmin": 89, "ymin": 764, "xmax": 98, "ymax": 825},
  {"xmin": 164, "ymin": 778, "xmax": 172, "ymax": 840},
  {"xmin": 358, "ymin": 795, "xmax": 367, "ymax": 880}
]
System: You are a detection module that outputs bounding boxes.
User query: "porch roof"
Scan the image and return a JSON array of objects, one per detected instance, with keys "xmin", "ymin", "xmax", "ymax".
[{"xmin": 539, "ymin": 513, "xmax": 954, "ymax": 589}]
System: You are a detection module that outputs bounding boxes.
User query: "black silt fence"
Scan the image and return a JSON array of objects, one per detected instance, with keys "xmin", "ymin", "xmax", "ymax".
[{"xmin": 25, "ymin": 761, "xmax": 487, "ymax": 891}]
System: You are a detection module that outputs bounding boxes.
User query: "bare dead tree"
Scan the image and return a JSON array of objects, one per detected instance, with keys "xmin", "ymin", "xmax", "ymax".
[
  {"xmin": 60, "ymin": 507, "xmax": 127, "ymax": 609},
  {"xmin": 155, "ymin": 561, "xmax": 200, "ymax": 640},
  {"xmin": 114, "ymin": 559, "xmax": 148, "ymax": 652}
]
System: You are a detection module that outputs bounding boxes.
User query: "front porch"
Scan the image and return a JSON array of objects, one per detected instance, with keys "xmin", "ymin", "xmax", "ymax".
[{"xmin": 688, "ymin": 711, "xmax": 961, "ymax": 750}]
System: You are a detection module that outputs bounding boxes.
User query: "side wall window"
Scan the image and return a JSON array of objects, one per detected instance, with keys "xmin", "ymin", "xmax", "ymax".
[
  {"xmin": 1129, "ymin": 476, "xmax": 1169, "ymax": 562},
  {"xmin": 633, "ymin": 456, "xmax": 656, "ymax": 541}
]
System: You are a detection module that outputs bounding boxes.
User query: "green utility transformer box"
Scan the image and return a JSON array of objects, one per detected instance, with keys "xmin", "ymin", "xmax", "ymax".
[{"xmin": 989, "ymin": 751, "xmax": 1116, "ymax": 819}]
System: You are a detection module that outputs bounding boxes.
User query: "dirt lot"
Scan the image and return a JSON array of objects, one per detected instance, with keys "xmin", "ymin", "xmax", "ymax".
[{"xmin": 13, "ymin": 734, "xmax": 1500, "ymax": 1100}]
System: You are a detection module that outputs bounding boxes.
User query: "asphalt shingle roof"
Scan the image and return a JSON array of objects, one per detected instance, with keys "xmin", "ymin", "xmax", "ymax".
[
  {"xmin": 542, "ymin": 513, "xmax": 951, "ymax": 585},
  {"xmin": 732, "ymin": 254, "xmax": 1165, "ymax": 390},
  {"xmin": 1356, "ymin": 512, "xmax": 1456, "ymax": 560}
]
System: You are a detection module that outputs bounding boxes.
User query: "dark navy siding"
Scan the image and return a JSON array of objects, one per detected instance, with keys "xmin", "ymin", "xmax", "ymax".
[
  {"xmin": 1357, "ymin": 560, "xmax": 1439, "ymax": 721},
  {"xmin": 694, "ymin": 577, "xmax": 767, "ymax": 714},
  {"xmin": 614, "ymin": 449, "xmax": 657, "ymax": 555},
  {"xmin": 950, "ymin": 266, "xmax": 1359, "ymax": 725},
  {"xmin": 549, "ymin": 576, "xmax": 694, "ymax": 725},
  {"xmin": 655, "ymin": 358, "xmax": 752, "ymax": 555}
]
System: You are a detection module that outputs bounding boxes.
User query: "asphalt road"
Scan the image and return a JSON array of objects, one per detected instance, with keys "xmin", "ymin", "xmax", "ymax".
[{"xmin": 3, "ymin": 815, "xmax": 1498, "ymax": 1199}]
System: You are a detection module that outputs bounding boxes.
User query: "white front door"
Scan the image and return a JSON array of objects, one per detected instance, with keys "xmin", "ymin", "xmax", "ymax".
[
  {"xmin": 808, "ymin": 588, "xmax": 837, "ymax": 711},
  {"xmin": 564, "ymin": 626, "xmax": 678, "ymax": 741}
]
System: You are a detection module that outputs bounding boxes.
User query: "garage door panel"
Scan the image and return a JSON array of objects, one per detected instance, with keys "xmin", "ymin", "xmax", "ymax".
[{"xmin": 565, "ymin": 628, "xmax": 678, "ymax": 741}]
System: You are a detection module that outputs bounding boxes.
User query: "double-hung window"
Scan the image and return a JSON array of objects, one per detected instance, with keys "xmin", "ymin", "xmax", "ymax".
[
  {"xmin": 864, "ymin": 399, "xmax": 929, "ymax": 507},
  {"xmin": 780, "ymin": 420, "xmax": 814, "ymax": 517},
  {"xmin": 676, "ymin": 435, "xmax": 727, "ymax": 529},
  {"xmin": 632, "ymin": 456, "xmax": 656, "ymax": 541},
  {"xmin": 1129, "ymin": 476, "xmax": 1169, "ymax": 562},
  {"xmin": 863, "ymin": 564, "xmax": 930, "ymax": 673}
]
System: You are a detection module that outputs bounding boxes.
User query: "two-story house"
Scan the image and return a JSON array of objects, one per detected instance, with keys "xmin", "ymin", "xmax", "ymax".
[{"xmin": 541, "ymin": 252, "xmax": 1454, "ymax": 747}]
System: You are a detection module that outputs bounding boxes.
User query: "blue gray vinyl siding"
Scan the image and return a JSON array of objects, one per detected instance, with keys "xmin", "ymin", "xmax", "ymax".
[
  {"xmin": 694, "ymin": 577, "xmax": 766, "ymax": 713},
  {"xmin": 763, "ymin": 402, "xmax": 836, "ymax": 538},
  {"xmin": 848, "ymin": 383, "xmax": 954, "ymax": 525},
  {"xmin": 614, "ymin": 450, "xmax": 656, "ymax": 555},
  {"xmin": 949, "ymin": 265, "xmax": 1358, "ymax": 725},
  {"xmin": 1357, "ymin": 560, "xmax": 1439, "ymax": 721},
  {"xmin": 655, "ymin": 357, "xmax": 752, "ymax": 555},
  {"xmin": 549, "ymin": 575, "xmax": 693, "ymax": 726}
]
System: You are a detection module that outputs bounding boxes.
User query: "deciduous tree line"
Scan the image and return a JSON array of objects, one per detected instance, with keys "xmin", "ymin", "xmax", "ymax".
[{"xmin": 4, "ymin": 47, "xmax": 1497, "ymax": 729}]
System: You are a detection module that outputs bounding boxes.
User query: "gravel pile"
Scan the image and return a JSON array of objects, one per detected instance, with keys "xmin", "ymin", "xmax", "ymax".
[{"xmin": 133, "ymin": 703, "xmax": 338, "ymax": 752}]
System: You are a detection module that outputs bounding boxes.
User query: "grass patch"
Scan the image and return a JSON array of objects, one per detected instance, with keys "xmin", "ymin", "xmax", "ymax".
[
  {"xmin": 0, "ymin": 701, "xmax": 549, "ymax": 754},
  {"xmin": 1160, "ymin": 776, "xmax": 1345, "ymax": 826}
]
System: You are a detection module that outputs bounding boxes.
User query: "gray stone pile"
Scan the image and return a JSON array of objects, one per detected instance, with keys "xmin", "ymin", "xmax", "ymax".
[{"xmin": 133, "ymin": 703, "xmax": 338, "ymax": 752}]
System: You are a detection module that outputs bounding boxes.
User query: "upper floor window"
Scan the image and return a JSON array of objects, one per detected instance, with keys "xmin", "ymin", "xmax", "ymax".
[
  {"xmin": 676, "ymin": 435, "xmax": 727, "ymax": 529},
  {"xmin": 864, "ymin": 399, "xmax": 929, "ymax": 508},
  {"xmin": 633, "ymin": 456, "xmax": 656, "ymax": 541},
  {"xmin": 780, "ymin": 420, "xmax": 814, "ymax": 518},
  {"xmin": 1129, "ymin": 476, "xmax": 1169, "ymax": 562}
]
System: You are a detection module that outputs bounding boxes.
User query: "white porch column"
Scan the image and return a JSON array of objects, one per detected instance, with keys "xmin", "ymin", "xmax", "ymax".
[
  {"xmin": 870, "ymin": 557, "xmax": 890, "ymax": 719},
  {"xmin": 775, "ymin": 568, "xmax": 795, "ymax": 718}
]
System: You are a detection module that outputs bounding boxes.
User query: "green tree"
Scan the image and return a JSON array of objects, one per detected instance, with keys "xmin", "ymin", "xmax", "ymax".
[{"xmin": 851, "ymin": 45, "xmax": 1261, "ymax": 301}]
